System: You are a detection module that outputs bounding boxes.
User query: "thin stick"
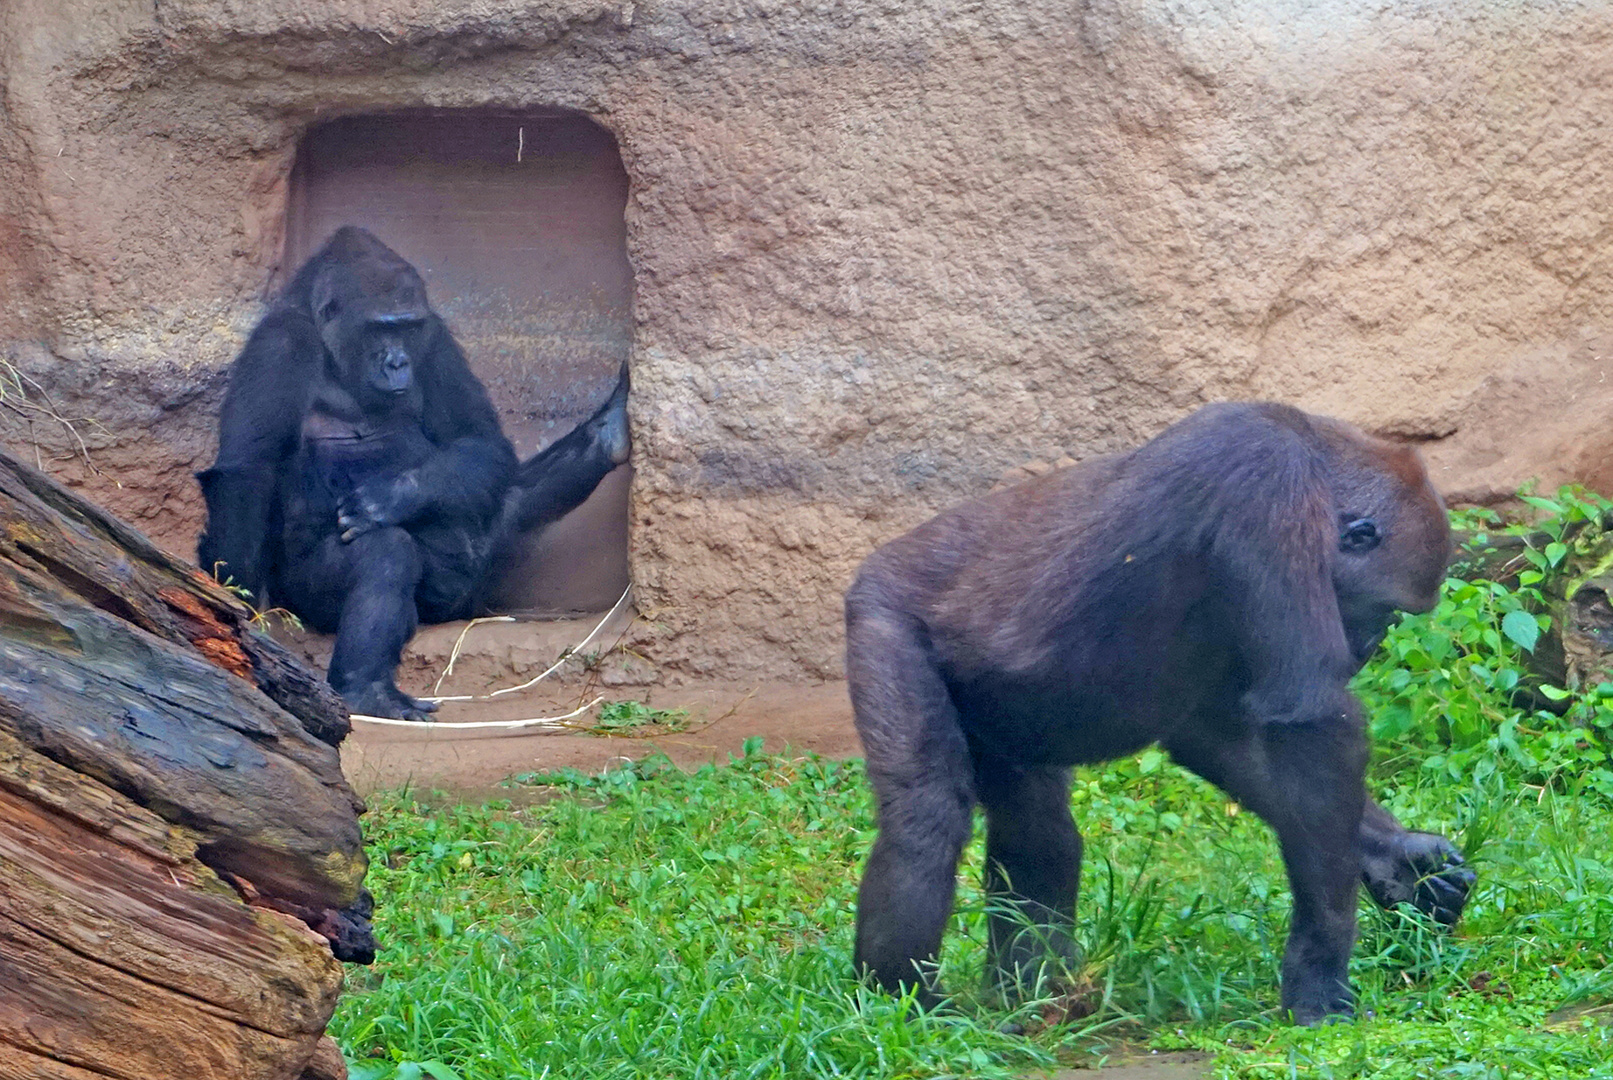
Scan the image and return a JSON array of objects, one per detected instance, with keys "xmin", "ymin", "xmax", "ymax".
[
  {"xmin": 349, "ymin": 695, "xmax": 604, "ymax": 732},
  {"xmin": 424, "ymin": 584, "xmax": 633, "ymax": 704},
  {"xmin": 431, "ymin": 615, "xmax": 516, "ymax": 696}
]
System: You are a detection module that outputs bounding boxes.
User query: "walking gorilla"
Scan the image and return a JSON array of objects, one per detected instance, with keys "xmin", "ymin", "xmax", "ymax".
[
  {"xmin": 845, "ymin": 403, "xmax": 1475, "ymax": 1025},
  {"xmin": 197, "ymin": 226, "xmax": 630, "ymax": 720}
]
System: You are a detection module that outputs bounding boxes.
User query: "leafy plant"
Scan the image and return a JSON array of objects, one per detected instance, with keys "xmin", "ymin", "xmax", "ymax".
[
  {"xmin": 1355, "ymin": 485, "xmax": 1613, "ymax": 800},
  {"xmin": 591, "ymin": 699, "xmax": 691, "ymax": 733}
]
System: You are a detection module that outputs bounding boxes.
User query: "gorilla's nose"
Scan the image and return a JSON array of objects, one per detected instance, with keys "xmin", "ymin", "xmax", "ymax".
[{"xmin": 383, "ymin": 348, "xmax": 412, "ymax": 391}]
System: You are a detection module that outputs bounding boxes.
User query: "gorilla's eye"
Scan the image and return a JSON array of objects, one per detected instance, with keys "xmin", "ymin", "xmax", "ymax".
[
  {"xmin": 1340, "ymin": 517, "xmax": 1380, "ymax": 554},
  {"xmin": 318, "ymin": 298, "xmax": 342, "ymax": 323}
]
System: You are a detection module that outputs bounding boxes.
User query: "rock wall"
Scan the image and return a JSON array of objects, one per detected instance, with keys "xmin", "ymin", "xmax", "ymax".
[{"xmin": 5, "ymin": 0, "xmax": 1613, "ymax": 679}]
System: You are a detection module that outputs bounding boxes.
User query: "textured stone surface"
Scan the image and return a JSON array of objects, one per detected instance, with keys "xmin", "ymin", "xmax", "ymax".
[{"xmin": 6, "ymin": 0, "xmax": 1613, "ymax": 678}]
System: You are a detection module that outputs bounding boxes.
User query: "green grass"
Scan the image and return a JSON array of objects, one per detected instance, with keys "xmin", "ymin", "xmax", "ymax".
[
  {"xmin": 334, "ymin": 491, "xmax": 1613, "ymax": 1078},
  {"xmin": 333, "ymin": 742, "xmax": 1613, "ymax": 1079}
]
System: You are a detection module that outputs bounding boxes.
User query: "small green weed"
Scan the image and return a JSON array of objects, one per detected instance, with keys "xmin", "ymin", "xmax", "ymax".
[
  {"xmin": 590, "ymin": 699, "xmax": 691, "ymax": 734},
  {"xmin": 207, "ymin": 567, "xmax": 306, "ymax": 633}
]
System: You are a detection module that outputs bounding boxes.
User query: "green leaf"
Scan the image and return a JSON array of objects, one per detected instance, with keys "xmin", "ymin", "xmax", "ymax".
[
  {"xmin": 1502, "ymin": 610, "xmax": 1540, "ymax": 653},
  {"xmin": 1546, "ymin": 541, "xmax": 1569, "ymax": 567},
  {"xmin": 1538, "ymin": 684, "xmax": 1572, "ymax": 701},
  {"xmin": 1522, "ymin": 495, "xmax": 1566, "ymax": 516}
]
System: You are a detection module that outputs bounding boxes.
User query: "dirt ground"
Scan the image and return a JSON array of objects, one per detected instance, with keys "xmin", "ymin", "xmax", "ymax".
[
  {"xmin": 341, "ymin": 676, "xmax": 858, "ymax": 797},
  {"xmin": 1043, "ymin": 1058, "xmax": 1210, "ymax": 1080},
  {"xmin": 274, "ymin": 609, "xmax": 859, "ymax": 798}
]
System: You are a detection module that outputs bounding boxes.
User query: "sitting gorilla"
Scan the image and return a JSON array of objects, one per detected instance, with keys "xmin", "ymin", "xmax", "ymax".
[
  {"xmin": 845, "ymin": 402, "xmax": 1475, "ymax": 1025},
  {"xmin": 197, "ymin": 226, "xmax": 630, "ymax": 720}
]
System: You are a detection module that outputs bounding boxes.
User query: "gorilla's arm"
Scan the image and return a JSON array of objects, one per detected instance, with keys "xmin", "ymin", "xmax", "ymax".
[
  {"xmin": 412, "ymin": 331, "xmax": 516, "ymax": 521},
  {"xmin": 337, "ymin": 327, "xmax": 516, "ymax": 541},
  {"xmin": 197, "ymin": 307, "xmax": 319, "ymax": 600}
]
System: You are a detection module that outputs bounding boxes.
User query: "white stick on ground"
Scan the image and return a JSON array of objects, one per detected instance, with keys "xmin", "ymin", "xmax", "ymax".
[
  {"xmin": 431, "ymin": 615, "xmax": 517, "ymax": 696},
  {"xmin": 424, "ymin": 583, "xmax": 634, "ymax": 704},
  {"xmin": 348, "ymin": 695, "xmax": 605, "ymax": 732}
]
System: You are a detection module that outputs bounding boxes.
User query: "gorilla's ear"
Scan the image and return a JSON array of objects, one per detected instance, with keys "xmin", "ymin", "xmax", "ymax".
[
  {"xmin": 1339, "ymin": 516, "xmax": 1380, "ymax": 554},
  {"xmin": 310, "ymin": 271, "xmax": 343, "ymax": 328}
]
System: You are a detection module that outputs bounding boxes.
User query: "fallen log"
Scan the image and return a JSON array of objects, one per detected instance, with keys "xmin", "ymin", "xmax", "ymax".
[{"xmin": 0, "ymin": 450, "xmax": 371, "ymax": 1080}]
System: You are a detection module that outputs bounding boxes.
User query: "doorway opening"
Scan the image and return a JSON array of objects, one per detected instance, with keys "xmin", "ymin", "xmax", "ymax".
[{"xmin": 285, "ymin": 108, "xmax": 633, "ymax": 614}]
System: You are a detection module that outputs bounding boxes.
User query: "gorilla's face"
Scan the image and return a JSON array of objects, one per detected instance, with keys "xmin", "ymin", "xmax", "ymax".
[
  {"xmin": 1331, "ymin": 457, "xmax": 1452, "ymax": 664},
  {"xmin": 311, "ymin": 257, "xmax": 434, "ymax": 408}
]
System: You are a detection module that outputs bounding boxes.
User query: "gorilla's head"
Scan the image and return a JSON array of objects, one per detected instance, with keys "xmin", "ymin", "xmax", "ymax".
[
  {"xmin": 305, "ymin": 227, "xmax": 436, "ymax": 410},
  {"xmin": 1317, "ymin": 419, "xmax": 1453, "ymax": 664}
]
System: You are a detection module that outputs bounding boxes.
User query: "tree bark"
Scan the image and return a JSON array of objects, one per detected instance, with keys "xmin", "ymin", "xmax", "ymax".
[{"xmin": 0, "ymin": 451, "xmax": 370, "ymax": 1080}]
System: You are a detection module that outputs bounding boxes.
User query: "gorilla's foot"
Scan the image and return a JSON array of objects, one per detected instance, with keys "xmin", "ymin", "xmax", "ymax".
[
  {"xmin": 1283, "ymin": 970, "xmax": 1356, "ymax": 1027},
  {"xmin": 1361, "ymin": 830, "xmax": 1474, "ymax": 926},
  {"xmin": 339, "ymin": 679, "xmax": 439, "ymax": 721},
  {"xmin": 983, "ymin": 940, "xmax": 1084, "ymax": 1008},
  {"xmin": 594, "ymin": 362, "xmax": 631, "ymax": 465},
  {"xmin": 390, "ymin": 684, "xmax": 440, "ymax": 718}
]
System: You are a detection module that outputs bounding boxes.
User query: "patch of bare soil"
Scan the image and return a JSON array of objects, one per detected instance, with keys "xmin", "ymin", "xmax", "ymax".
[
  {"xmin": 1038, "ymin": 1053, "xmax": 1211, "ymax": 1079},
  {"xmin": 269, "ymin": 611, "xmax": 858, "ymax": 799},
  {"xmin": 341, "ymin": 678, "xmax": 857, "ymax": 798}
]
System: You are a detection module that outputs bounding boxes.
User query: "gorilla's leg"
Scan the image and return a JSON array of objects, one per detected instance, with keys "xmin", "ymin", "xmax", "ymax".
[
  {"xmin": 975, "ymin": 757, "xmax": 1081, "ymax": 999},
  {"xmin": 413, "ymin": 523, "xmax": 495, "ymax": 625},
  {"xmin": 1164, "ymin": 717, "xmax": 1366, "ymax": 1024},
  {"xmin": 329, "ymin": 529, "xmax": 439, "ymax": 720},
  {"xmin": 848, "ymin": 599, "xmax": 974, "ymax": 1009},
  {"xmin": 278, "ymin": 527, "xmax": 438, "ymax": 721},
  {"xmin": 1358, "ymin": 800, "xmax": 1474, "ymax": 926},
  {"xmin": 497, "ymin": 363, "xmax": 631, "ymax": 540}
]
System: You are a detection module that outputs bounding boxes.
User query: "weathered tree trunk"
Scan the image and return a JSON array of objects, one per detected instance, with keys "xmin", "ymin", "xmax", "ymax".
[
  {"xmin": 1456, "ymin": 525, "xmax": 1613, "ymax": 693},
  {"xmin": 0, "ymin": 451, "xmax": 371, "ymax": 1080}
]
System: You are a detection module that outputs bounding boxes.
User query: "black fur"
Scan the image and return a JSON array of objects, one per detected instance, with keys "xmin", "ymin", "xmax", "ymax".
[
  {"xmin": 198, "ymin": 227, "xmax": 630, "ymax": 720},
  {"xmin": 844, "ymin": 402, "xmax": 1474, "ymax": 1024}
]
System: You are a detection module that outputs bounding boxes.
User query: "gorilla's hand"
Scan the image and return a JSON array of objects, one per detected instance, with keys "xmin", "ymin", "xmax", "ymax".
[
  {"xmin": 1361, "ymin": 830, "xmax": 1474, "ymax": 926},
  {"xmin": 338, "ymin": 472, "xmax": 425, "ymax": 542}
]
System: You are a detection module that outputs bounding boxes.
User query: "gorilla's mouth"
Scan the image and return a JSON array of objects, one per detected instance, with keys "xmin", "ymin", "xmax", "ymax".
[
  {"xmin": 1350, "ymin": 628, "xmax": 1388, "ymax": 664},
  {"xmin": 1338, "ymin": 597, "xmax": 1398, "ymax": 664}
]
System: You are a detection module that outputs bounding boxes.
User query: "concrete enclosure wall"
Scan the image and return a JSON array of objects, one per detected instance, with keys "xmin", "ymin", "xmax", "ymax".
[{"xmin": 4, "ymin": 0, "xmax": 1613, "ymax": 679}]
